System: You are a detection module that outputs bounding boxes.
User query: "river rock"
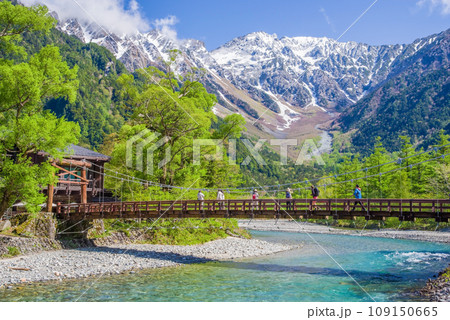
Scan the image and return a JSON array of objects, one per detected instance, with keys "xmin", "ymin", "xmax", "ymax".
[
  {"xmin": 0, "ymin": 237, "xmax": 297, "ymax": 286},
  {"xmin": 0, "ymin": 220, "xmax": 11, "ymax": 231},
  {"xmin": 14, "ymin": 213, "xmax": 57, "ymax": 240}
]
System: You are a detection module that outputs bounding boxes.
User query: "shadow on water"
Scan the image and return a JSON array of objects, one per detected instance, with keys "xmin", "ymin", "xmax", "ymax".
[{"xmin": 214, "ymin": 260, "xmax": 404, "ymax": 283}]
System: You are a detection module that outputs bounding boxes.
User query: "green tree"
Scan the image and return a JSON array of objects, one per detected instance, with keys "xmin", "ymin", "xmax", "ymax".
[
  {"xmin": 0, "ymin": 45, "xmax": 78, "ymax": 118},
  {"xmin": 427, "ymin": 163, "xmax": 450, "ymax": 198},
  {"xmin": 334, "ymin": 154, "xmax": 364, "ymax": 198},
  {"xmin": 0, "ymin": 1, "xmax": 55, "ymax": 59},
  {"xmin": 106, "ymin": 64, "xmax": 245, "ymax": 199},
  {"xmin": 397, "ymin": 136, "xmax": 434, "ymax": 196},
  {"xmin": 364, "ymin": 137, "xmax": 395, "ymax": 198},
  {"xmin": 0, "ymin": 2, "xmax": 80, "ymax": 215},
  {"xmin": 0, "ymin": 113, "xmax": 80, "ymax": 214}
]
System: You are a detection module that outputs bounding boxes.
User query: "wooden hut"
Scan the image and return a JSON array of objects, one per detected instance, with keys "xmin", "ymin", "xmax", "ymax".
[{"xmin": 35, "ymin": 144, "xmax": 111, "ymax": 208}]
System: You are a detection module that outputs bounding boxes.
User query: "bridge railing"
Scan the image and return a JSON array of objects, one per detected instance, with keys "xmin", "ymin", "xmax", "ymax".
[{"xmin": 55, "ymin": 198, "xmax": 450, "ymax": 221}]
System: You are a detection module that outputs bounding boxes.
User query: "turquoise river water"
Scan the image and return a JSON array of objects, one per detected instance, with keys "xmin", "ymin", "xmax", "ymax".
[{"xmin": 1, "ymin": 231, "xmax": 449, "ymax": 302}]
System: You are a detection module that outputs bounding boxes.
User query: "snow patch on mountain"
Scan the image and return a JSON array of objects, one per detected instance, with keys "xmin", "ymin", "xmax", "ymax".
[{"xmin": 55, "ymin": 18, "xmax": 443, "ymax": 134}]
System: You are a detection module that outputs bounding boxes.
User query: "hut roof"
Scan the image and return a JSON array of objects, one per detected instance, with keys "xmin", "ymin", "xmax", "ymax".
[{"xmin": 65, "ymin": 144, "xmax": 110, "ymax": 162}]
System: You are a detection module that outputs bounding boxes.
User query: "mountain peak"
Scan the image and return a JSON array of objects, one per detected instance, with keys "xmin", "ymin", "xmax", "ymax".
[
  {"xmin": 245, "ymin": 31, "xmax": 278, "ymax": 40},
  {"xmin": 52, "ymin": 13, "xmax": 448, "ymax": 138}
]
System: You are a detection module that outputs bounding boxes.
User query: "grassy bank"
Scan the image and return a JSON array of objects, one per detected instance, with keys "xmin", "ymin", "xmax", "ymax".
[
  {"xmin": 1, "ymin": 213, "xmax": 251, "ymax": 248},
  {"xmin": 90, "ymin": 218, "xmax": 251, "ymax": 245}
]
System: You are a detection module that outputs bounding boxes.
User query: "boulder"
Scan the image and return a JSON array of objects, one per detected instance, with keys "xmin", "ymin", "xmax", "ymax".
[
  {"xmin": 14, "ymin": 213, "xmax": 57, "ymax": 240},
  {"xmin": 0, "ymin": 220, "xmax": 11, "ymax": 231},
  {"xmin": 87, "ymin": 219, "xmax": 105, "ymax": 238}
]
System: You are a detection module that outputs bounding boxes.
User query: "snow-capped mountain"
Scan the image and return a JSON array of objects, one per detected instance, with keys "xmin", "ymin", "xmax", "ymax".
[
  {"xmin": 55, "ymin": 15, "xmax": 444, "ymax": 138},
  {"xmin": 212, "ymin": 32, "xmax": 404, "ymax": 109}
]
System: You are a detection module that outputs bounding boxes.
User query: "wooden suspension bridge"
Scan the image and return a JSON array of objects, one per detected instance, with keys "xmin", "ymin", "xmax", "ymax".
[{"xmin": 55, "ymin": 198, "xmax": 450, "ymax": 222}]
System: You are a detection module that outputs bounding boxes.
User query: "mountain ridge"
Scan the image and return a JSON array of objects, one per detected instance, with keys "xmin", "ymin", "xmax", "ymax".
[{"xmin": 52, "ymin": 12, "xmax": 448, "ymax": 152}]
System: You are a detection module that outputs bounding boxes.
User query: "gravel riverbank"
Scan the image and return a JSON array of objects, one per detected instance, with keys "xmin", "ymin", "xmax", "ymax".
[
  {"xmin": 238, "ymin": 220, "xmax": 450, "ymax": 243},
  {"xmin": 0, "ymin": 237, "xmax": 297, "ymax": 288}
]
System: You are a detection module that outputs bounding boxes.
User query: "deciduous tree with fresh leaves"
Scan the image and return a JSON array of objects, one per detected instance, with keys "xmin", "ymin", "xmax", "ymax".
[{"xmin": 0, "ymin": 2, "xmax": 80, "ymax": 215}]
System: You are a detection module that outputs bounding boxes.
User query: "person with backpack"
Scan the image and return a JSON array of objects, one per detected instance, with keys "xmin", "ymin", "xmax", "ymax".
[
  {"xmin": 311, "ymin": 185, "xmax": 320, "ymax": 210},
  {"xmin": 286, "ymin": 188, "xmax": 293, "ymax": 210},
  {"xmin": 351, "ymin": 184, "xmax": 366, "ymax": 211}
]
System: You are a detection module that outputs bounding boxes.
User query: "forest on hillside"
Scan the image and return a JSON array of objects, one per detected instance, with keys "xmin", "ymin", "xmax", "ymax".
[{"xmin": 0, "ymin": 2, "xmax": 449, "ymax": 215}]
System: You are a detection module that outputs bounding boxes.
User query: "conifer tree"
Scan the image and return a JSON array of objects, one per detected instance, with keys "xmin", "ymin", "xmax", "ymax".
[{"xmin": 364, "ymin": 137, "xmax": 395, "ymax": 198}]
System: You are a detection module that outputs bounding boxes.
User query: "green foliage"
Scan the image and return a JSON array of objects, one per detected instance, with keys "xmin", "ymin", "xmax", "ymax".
[
  {"xmin": 98, "ymin": 218, "xmax": 250, "ymax": 245},
  {"xmin": 311, "ymin": 133, "xmax": 450, "ymax": 200},
  {"xmin": 0, "ymin": 45, "xmax": 78, "ymax": 117},
  {"xmin": 0, "ymin": 1, "xmax": 55, "ymax": 59},
  {"xmin": 0, "ymin": 2, "xmax": 80, "ymax": 215},
  {"xmin": 440, "ymin": 268, "xmax": 450, "ymax": 282},
  {"xmin": 237, "ymin": 137, "xmax": 328, "ymax": 188},
  {"xmin": 0, "ymin": 112, "xmax": 80, "ymax": 214},
  {"xmin": 310, "ymin": 217, "xmax": 448, "ymax": 231},
  {"xmin": 2, "ymin": 246, "xmax": 21, "ymax": 258},
  {"xmin": 20, "ymin": 28, "xmax": 128, "ymax": 148},
  {"xmin": 364, "ymin": 138, "xmax": 396, "ymax": 198},
  {"xmin": 103, "ymin": 62, "xmax": 245, "ymax": 198},
  {"xmin": 340, "ymin": 67, "xmax": 450, "ymax": 154}
]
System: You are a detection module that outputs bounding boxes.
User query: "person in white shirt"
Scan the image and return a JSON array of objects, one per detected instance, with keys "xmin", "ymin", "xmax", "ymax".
[
  {"xmin": 217, "ymin": 189, "xmax": 225, "ymax": 209},
  {"xmin": 197, "ymin": 190, "xmax": 205, "ymax": 210}
]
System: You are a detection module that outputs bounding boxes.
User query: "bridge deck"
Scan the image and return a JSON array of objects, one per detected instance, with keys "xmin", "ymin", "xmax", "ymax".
[{"xmin": 55, "ymin": 199, "xmax": 450, "ymax": 222}]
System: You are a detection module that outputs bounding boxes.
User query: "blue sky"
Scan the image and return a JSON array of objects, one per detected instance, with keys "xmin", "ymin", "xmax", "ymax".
[
  {"xmin": 23, "ymin": 0, "xmax": 449, "ymax": 50},
  {"xmin": 139, "ymin": 0, "xmax": 449, "ymax": 50}
]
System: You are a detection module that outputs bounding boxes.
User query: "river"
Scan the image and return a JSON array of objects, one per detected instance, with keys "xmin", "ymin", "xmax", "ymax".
[{"xmin": 1, "ymin": 231, "xmax": 449, "ymax": 302}]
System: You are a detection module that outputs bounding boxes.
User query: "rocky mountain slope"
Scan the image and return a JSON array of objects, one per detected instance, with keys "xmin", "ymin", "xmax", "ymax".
[
  {"xmin": 54, "ymin": 13, "xmax": 449, "ymax": 150},
  {"xmin": 336, "ymin": 29, "xmax": 450, "ymax": 153}
]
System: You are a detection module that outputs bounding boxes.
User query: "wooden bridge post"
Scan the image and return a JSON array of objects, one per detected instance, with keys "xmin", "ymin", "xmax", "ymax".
[
  {"xmin": 81, "ymin": 167, "xmax": 87, "ymax": 204},
  {"xmin": 47, "ymin": 184, "xmax": 54, "ymax": 213}
]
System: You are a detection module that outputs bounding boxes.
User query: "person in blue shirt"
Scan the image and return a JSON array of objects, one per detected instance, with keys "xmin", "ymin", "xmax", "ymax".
[
  {"xmin": 351, "ymin": 185, "xmax": 366, "ymax": 211},
  {"xmin": 285, "ymin": 188, "xmax": 292, "ymax": 210}
]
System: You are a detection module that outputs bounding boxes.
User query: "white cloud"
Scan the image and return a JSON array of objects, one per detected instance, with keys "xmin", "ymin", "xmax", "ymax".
[
  {"xmin": 153, "ymin": 15, "xmax": 180, "ymax": 43},
  {"xmin": 21, "ymin": 0, "xmax": 150, "ymax": 35},
  {"xmin": 417, "ymin": 0, "xmax": 450, "ymax": 15},
  {"xmin": 129, "ymin": 0, "xmax": 139, "ymax": 12},
  {"xmin": 319, "ymin": 7, "xmax": 337, "ymax": 33}
]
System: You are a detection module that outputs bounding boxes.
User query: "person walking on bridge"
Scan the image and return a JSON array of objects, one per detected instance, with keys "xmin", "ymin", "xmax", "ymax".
[
  {"xmin": 351, "ymin": 185, "xmax": 366, "ymax": 212},
  {"xmin": 252, "ymin": 189, "xmax": 259, "ymax": 210},
  {"xmin": 197, "ymin": 190, "xmax": 205, "ymax": 211},
  {"xmin": 286, "ymin": 188, "xmax": 293, "ymax": 210},
  {"xmin": 311, "ymin": 185, "xmax": 320, "ymax": 210},
  {"xmin": 217, "ymin": 189, "xmax": 225, "ymax": 210}
]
